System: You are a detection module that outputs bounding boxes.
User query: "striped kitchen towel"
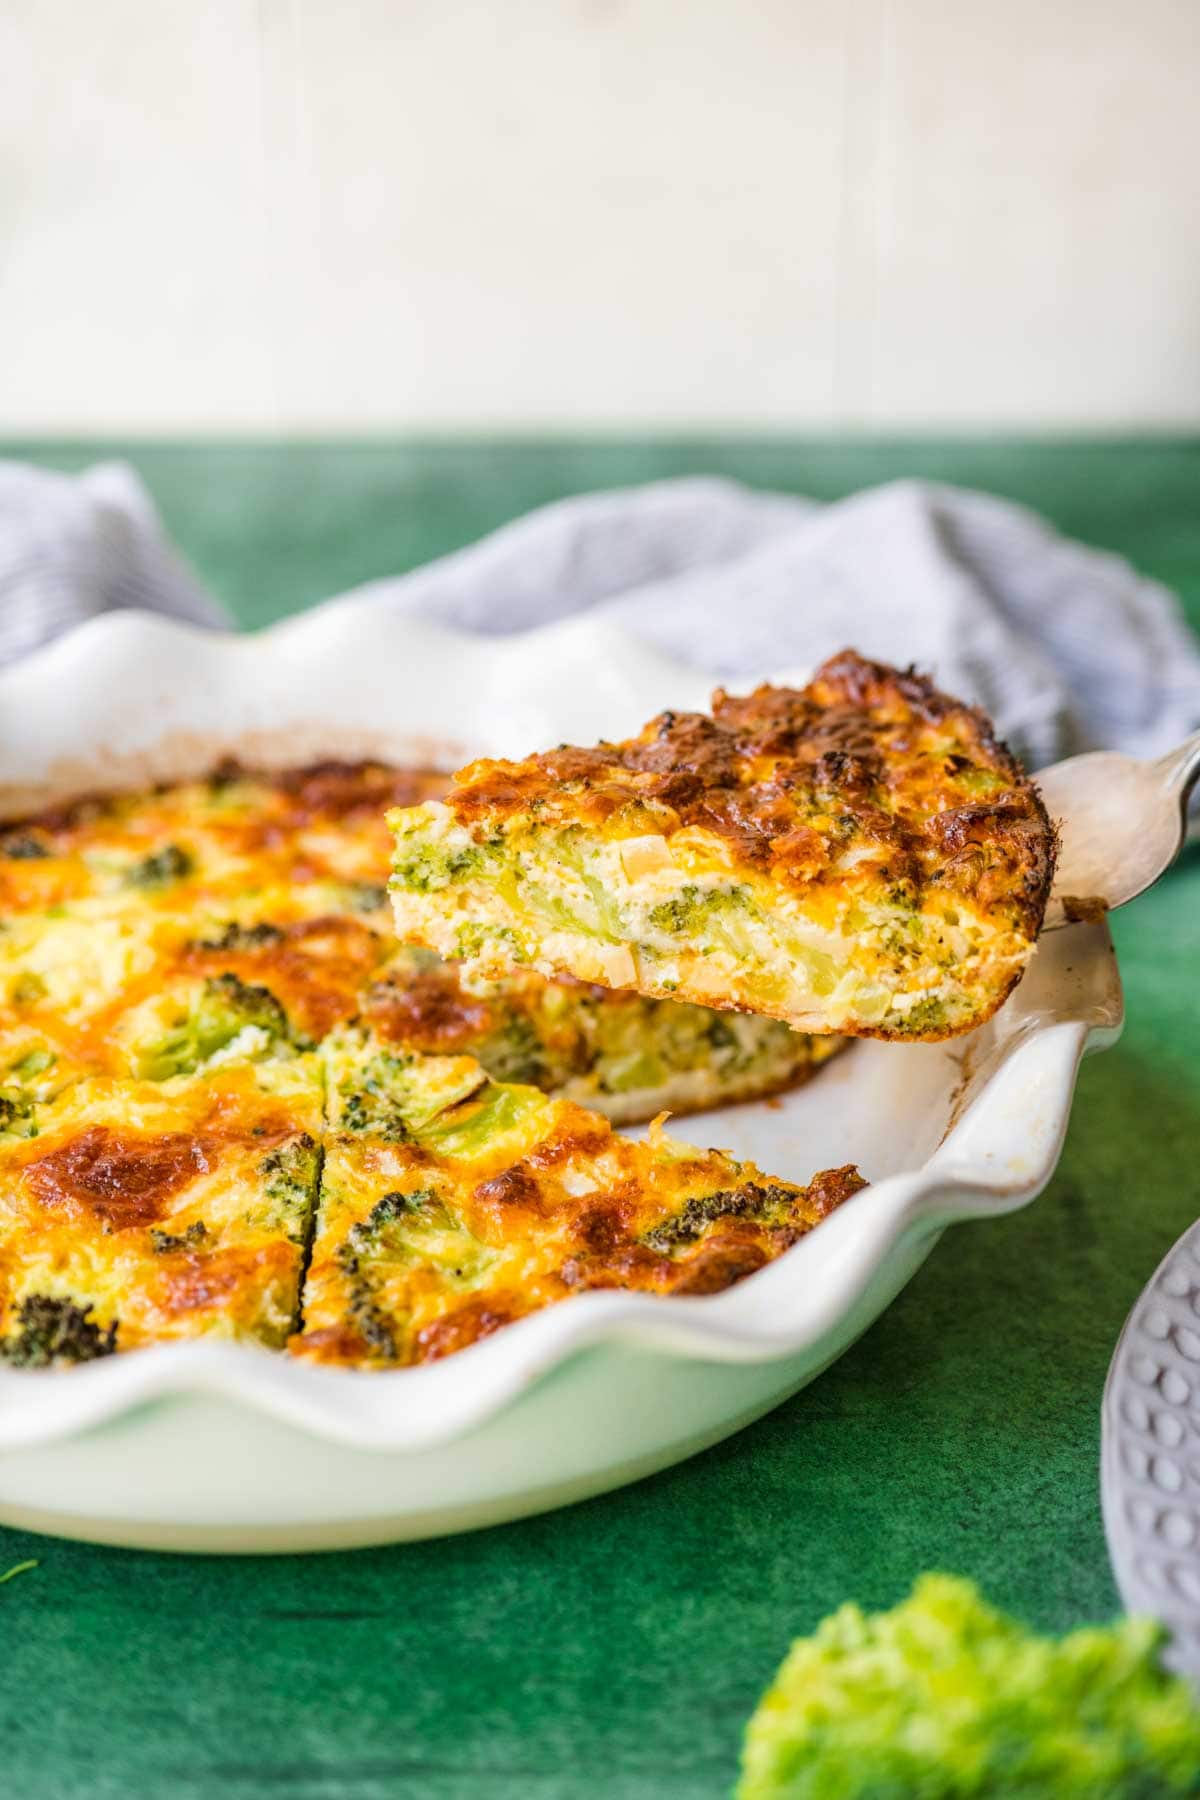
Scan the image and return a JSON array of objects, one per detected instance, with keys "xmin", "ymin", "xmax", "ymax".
[{"xmin": 2, "ymin": 457, "xmax": 1198, "ymax": 772}]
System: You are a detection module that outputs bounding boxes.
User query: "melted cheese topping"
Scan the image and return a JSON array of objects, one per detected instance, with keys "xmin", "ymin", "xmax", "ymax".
[{"xmin": 0, "ymin": 1060, "xmax": 323, "ymax": 1354}]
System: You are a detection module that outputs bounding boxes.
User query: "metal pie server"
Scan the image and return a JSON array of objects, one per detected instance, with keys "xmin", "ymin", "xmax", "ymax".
[{"xmin": 1038, "ymin": 728, "xmax": 1200, "ymax": 930}]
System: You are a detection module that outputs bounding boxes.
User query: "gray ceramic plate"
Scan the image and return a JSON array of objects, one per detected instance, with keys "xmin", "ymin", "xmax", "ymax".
[{"xmin": 1103, "ymin": 1222, "xmax": 1200, "ymax": 1678}]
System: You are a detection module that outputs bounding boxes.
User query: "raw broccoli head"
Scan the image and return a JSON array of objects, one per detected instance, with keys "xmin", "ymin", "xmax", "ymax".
[
  {"xmin": 738, "ymin": 1574, "xmax": 1200, "ymax": 1799},
  {"xmin": 0, "ymin": 1294, "xmax": 118, "ymax": 1367},
  {"xmin": 135, "ymin": 973, "xmax": 300, "ymax": 1081}
]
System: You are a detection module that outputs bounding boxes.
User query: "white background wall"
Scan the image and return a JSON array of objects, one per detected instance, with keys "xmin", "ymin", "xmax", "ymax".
[{"xmin": 3, "ymin": 0, "xmax": 1198, "ymax": 433}]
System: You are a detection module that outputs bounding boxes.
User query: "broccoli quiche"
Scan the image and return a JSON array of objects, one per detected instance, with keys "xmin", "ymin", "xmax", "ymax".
[
  {"xmin": 388, "ymin": 651, "xmax": 1057, "ymax": 1040},
  {"xmin": 0, "ymin": 760, "xmax": 854, "ymax": 1369},
  {"xmin": 292, "ymin": 1024, "xmax": 864, "ymax": 1368}
]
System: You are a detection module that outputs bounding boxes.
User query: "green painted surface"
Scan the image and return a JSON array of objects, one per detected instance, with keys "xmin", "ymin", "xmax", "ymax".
[{"xmin": 1, "ymin": 438, "xmax": 1199, "ymax": 1800}]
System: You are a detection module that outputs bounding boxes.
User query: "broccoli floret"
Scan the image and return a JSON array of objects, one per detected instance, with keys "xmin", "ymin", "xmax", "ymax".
[
  {"xmin": 343, "ymin": 1188, "xmax": 445, "ymax": 1259},
  {"xmin": 454, "ymin": 922, "xmax": 528, "ymax": 965},
  {"xmin": 136, "ymin": 973, "xmax": 298, "ymax": 1081},
  {"xmin": 892, "ymin": 994, "xmax": 948, "ymax": 1035},
  {"xmin": 391, "ymin": 843, "xmax": 485, "ymax": 894},
  {"xmin": 705, "ymin": 1015, "xmax": 739, "ymax": 1051},
  {"xmin": 338, "ymin": 1046, "xmax": 492, "ymax": 1145},
  {"xmin": 1, "ymin": 834, "xmax": 50, "ymax": 860},
  {"xmin": 340, "ymin": 1090, "xmax": 411, "ymax": 1142},
  {"xmin": 642, "ymin": 1181, "xmax": 797, "ymax": 1253},
  {"xmin": 738, "ymin": 1574, "xmax": 1200, "ymax": 1799},
  {"xmin": 334, "ymin": 1187, "xmax": 480, "ymax": 1360},
  {"xmin": 0, "ymin": 1294, "xmax": 118, "ymax": 1367},
  {"xmin": 343, "ymin": 882, "xmax": 389, "ymax": 914},
  {"xmin": 192, "ymin": 921, "xmax": 284, "ymax": 952},
  {"xmin": 419, "ymin": 1083, "xmax": 542, "ymax": 1157},
  {"xmin": 476, "ymin": 1014, "xmax": 547, "ymax": 1087},
  {"xmin": 9, "ymin": 972, "xmax": 47, "ymax": 1008},
  {"xmin": 347, "ymin": 1189, "xmax": 418, "ymax": 1249},
  {"xmin": 123, "ymin": 843, "xmax": 194, "ymax": 889},
  {"xmin": 333, "ymin": 1193, "xmax": 441, "ymax": 1364},
  {"xmin": 0, "ymin": 1087, "xmax": 37, "ymax": 1140},
  {"xmin": 338, "ymin": 1273, "xmax": 400, "ymax": 1362},
  {"xmin": 440, "ymin": 846, "xmax": 487, "ymax": 884},
  {"xmin": 149, "ymin": 1221, "xmax": 208, "ymax": 1254},
  {"xmin": 646, "ymin": 893, "xmax": 699, "ymax": 934},
  {"xmin": 206, "ymin": 973, "xmax": 291, "ymax": 1035},
  {"xmin": 647, "ymin": 884, "xmax": 748, "ymax": 935},
  {"xmin": 260, "ymin": 1133, "xmax": 321, "ymax": 1233}
]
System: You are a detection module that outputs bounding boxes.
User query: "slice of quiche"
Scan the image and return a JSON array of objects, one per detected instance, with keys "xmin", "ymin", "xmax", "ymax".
[
  {"xmin": 291, "ymin": 1024, "xmax": 865, "ymax": 1368},
  {"xmin": 362, "ymin": 947, "xmax": 843, "ymax": 1125},
  {"xmin": 0, "ymin": 1057, "xmax": 323, "ymax": 1362},
  {"xmin": 388, "ymin": 651, "xmax": 1056, "ymax": 1040}
]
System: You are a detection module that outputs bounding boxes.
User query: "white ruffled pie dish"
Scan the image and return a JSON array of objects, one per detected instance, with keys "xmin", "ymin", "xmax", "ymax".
[{"xmin": 0, "ymin": 601, "xmax": 1121, "ymax": 1552}]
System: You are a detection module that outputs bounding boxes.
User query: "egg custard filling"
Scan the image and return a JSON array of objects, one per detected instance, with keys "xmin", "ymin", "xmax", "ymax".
[
  {"xmin": 388, "ymin": 651, "xmax": 1056, "ymax": 1040},
  {"xmin": 0, "ymin": 760, "xmax": 854, "ymax": 1367}
]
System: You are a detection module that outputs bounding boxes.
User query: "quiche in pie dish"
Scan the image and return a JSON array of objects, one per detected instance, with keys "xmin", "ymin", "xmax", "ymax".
[{"xmin": 0, "ymin": 761, "xmax": 855, "ymax": 1368}]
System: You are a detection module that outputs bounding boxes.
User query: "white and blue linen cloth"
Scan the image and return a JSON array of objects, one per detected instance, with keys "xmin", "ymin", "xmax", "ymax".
[{"xmin": 2, "ymin": 458, "xmax": 1199, "ymax": 772}]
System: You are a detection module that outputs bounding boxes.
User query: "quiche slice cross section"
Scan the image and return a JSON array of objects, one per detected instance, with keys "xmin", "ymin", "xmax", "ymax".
[
  {"xmin": 362, "ymin": 946, "xmax": 843, "ymax": 1125},
  {"xmin": 388, "ymin": 651, "xmax": 1057, "ymax": 1040},
  {"xmin": 291, "ymin": 1025, "xmax": 865, "ymax": 1369}
]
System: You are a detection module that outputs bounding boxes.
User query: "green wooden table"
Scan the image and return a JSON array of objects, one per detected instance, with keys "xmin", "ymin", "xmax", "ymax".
[{"xmin": 3, "ymin": 439, "xmax": 1200, "ymax": 1800}]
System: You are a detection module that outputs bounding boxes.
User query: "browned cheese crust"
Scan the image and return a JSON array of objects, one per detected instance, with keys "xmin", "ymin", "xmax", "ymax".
[{"xmin": 446, "ymin": 652, "xmax": 1055, "ymax": 940}]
